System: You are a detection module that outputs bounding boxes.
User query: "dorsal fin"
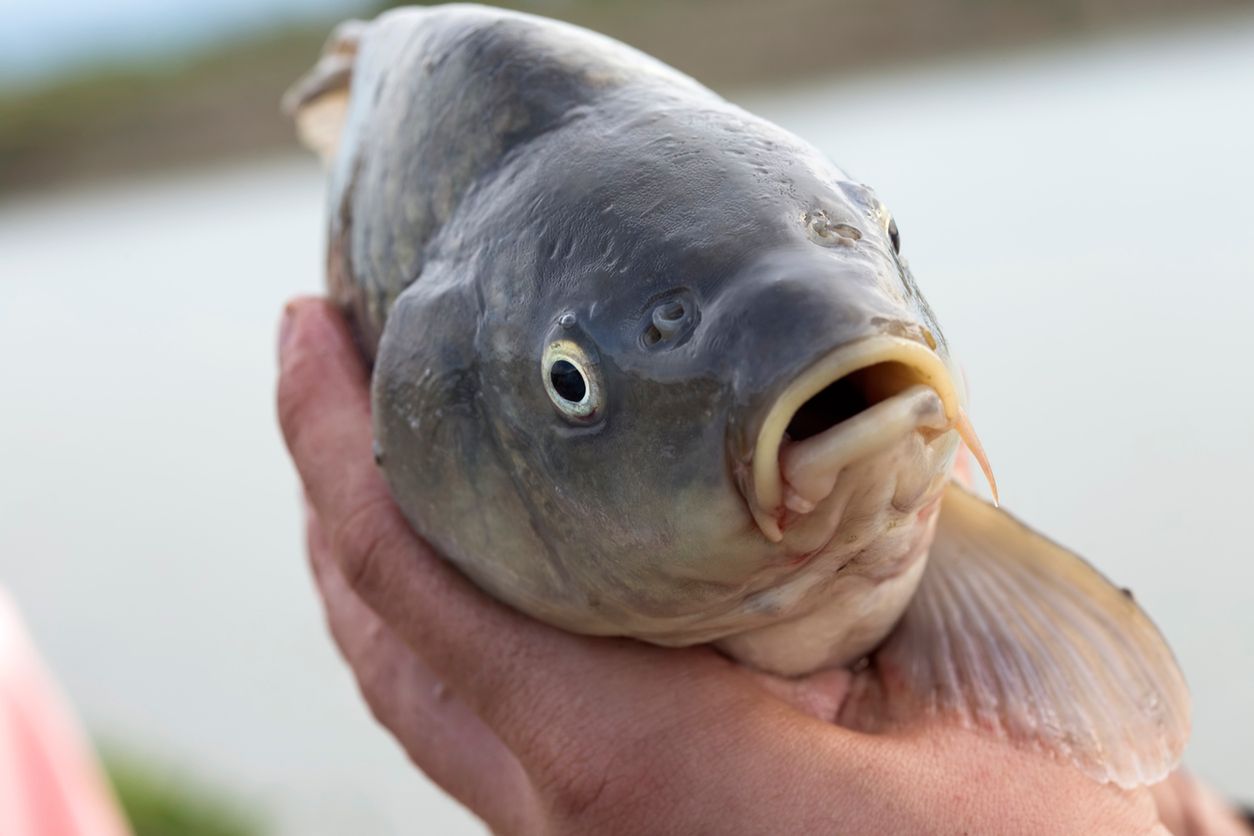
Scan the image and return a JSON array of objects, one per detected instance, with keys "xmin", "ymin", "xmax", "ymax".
[{"xmin": 282, "ymin": 20, "xmax": 365, "ymax": 164}]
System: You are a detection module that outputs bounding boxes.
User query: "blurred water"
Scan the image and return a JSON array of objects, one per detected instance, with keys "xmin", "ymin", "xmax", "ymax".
[{"xmin": 2, "ymin": 16, "xmax": 1252, "ymax": 833}]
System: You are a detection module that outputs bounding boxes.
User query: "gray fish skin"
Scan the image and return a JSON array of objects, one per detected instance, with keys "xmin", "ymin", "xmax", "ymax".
[{"xmin": 309, "ymin": 4, "xmax": 961, "ymax": 674}]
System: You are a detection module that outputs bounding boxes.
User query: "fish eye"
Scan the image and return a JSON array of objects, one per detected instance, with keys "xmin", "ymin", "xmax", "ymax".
[
  {"xmin": 888, "ymin": 217, "xmax": 901, "ymax": 253},
  {"xmin": 542, "ymin": 340, "xmax": 603, "ymax": 421},
  {"xmin": 550, "ymin": 360, "xmax": 586, "ymax": 401}
]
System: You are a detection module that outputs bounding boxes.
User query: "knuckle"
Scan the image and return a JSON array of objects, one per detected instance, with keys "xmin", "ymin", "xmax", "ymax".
[
  {"xmin": 329, "ymin": 495, "xmax": 407, "ymax": 596},
  {"xmin": 356, "ymin": 645, "xmax": 403, "ymax": 726},
  {"xmin": 528, "ymin": 721, "xmax": 656, "ymax": 830},
  {"xmin": 544, "ymin": 756, "xmax": 652, "ymax": 833},
  {"xmin": 505, "ymin": 667, "xmax": 722, "ymax": 831},
  {"xmin": 540, "ymin": 759, "xmax": 616, "ymax": 825},
  {"xmin": 536, "ymin": 695, "xmax": 726, "ymax": 833}
]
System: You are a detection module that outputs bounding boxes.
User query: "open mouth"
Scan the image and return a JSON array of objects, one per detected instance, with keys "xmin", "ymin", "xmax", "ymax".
[
  {"xmin": 783, "ymin": 361, "xmax": 940, "ymax": 443},
  {"xmin": 750, "ymin": 336, "xmax": 993, "ymax": 542}
]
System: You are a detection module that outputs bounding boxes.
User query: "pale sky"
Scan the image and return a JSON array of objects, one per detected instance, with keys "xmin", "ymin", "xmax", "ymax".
[{"xmin": 0, "ymin": 0, "xmax": 364, "ymax": 83}]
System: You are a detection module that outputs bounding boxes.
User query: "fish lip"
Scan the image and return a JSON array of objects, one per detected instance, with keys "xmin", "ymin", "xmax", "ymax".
[{"xmin": 748, "ymin": 335, "xmax": 961, "ymax": 542}]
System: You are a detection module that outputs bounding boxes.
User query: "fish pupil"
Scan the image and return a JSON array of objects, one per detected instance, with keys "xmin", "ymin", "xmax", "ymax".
[{"xmin": 550, "ymin": 360, "xmax": 587, "ymax": 403}]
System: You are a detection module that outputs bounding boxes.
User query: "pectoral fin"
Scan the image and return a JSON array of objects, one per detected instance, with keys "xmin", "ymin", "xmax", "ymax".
[
  {"xmin": 841, "ymin": 483, "xmax": 1190, "ymax": 788},
  {"xmin": 281, "ymin": 20, "xmax": 363, "ymax": 163}
]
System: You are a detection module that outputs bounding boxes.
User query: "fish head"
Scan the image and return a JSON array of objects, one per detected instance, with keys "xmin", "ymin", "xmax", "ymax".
[{"xmin": 371, "ymin": 104, "xmax": 986, "ymax": 646}]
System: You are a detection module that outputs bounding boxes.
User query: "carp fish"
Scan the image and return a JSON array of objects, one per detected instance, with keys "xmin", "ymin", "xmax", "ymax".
[{"xmin": 285, "ymin": 4, "xmax": 1189, "ymax": 787}]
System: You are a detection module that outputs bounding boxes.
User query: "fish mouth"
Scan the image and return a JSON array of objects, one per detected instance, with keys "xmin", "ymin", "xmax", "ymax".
[{"xmin": 749, "ymin": 335, "xmax": 994, "ymax": 542}]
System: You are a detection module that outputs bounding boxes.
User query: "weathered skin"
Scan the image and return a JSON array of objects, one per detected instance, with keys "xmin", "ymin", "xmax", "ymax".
[{"xmin": 302, "ymin": 5, "xmax": 962, "ymax": 676}]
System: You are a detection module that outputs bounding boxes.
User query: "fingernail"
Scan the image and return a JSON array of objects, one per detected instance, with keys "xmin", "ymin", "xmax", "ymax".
[{"xmin": 278, "ymin": 302, "xmax": 298, "ymax": 357}]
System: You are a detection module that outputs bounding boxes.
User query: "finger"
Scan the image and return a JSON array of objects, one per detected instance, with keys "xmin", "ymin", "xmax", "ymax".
[
  {"xmin": 276, "ymin": 298, "xmax": 639, "ymax": 758},
  {"xmin": 306, "ymin": 506, "xmax": 540, "ymax": 833},
  {"xmin": 1150, "ymin": 770, "xmax": 1253, "ymax": 836}
]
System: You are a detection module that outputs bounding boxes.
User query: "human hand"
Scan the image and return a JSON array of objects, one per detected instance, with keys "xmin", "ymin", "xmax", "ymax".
[{"xmin": 277, "ymin": 296, "xmax": 1235, "ymax": 835}]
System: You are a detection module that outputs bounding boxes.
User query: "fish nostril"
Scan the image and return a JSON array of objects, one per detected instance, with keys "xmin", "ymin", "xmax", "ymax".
[
  {"xmin": 642, "ymin": 295, "xmax": 697, "ymax": 348},
  {"xmin": 784, "ymin": 361, "xmax": 924, "ymax": 442},
  {"xmin": 803, "ymin": 209, "xmax": 862, "ymax": 247},
  {"xmin": 656, "ymin": 300, "xmax": 685, "ymax": 322}
]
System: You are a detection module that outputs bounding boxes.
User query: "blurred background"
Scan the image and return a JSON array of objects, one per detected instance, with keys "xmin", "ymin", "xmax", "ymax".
[{"xmin": 2, "ymin": 0, "xmax": 1252, "ymax": 833}]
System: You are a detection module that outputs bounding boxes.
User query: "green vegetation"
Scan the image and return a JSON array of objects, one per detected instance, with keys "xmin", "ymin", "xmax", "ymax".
[
  {"xmin": 101, "ymin": 748, "xmax": 265, "ymax": 836},
  {"xmin": 1, "ymin": 0, "xmax": 1249, "ymax": 193}
]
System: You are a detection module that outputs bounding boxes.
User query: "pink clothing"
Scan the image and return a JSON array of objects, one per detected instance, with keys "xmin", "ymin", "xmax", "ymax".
[{"xmin": 0, "ymin": 590, "xmax": 129, "ymax": 836}]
